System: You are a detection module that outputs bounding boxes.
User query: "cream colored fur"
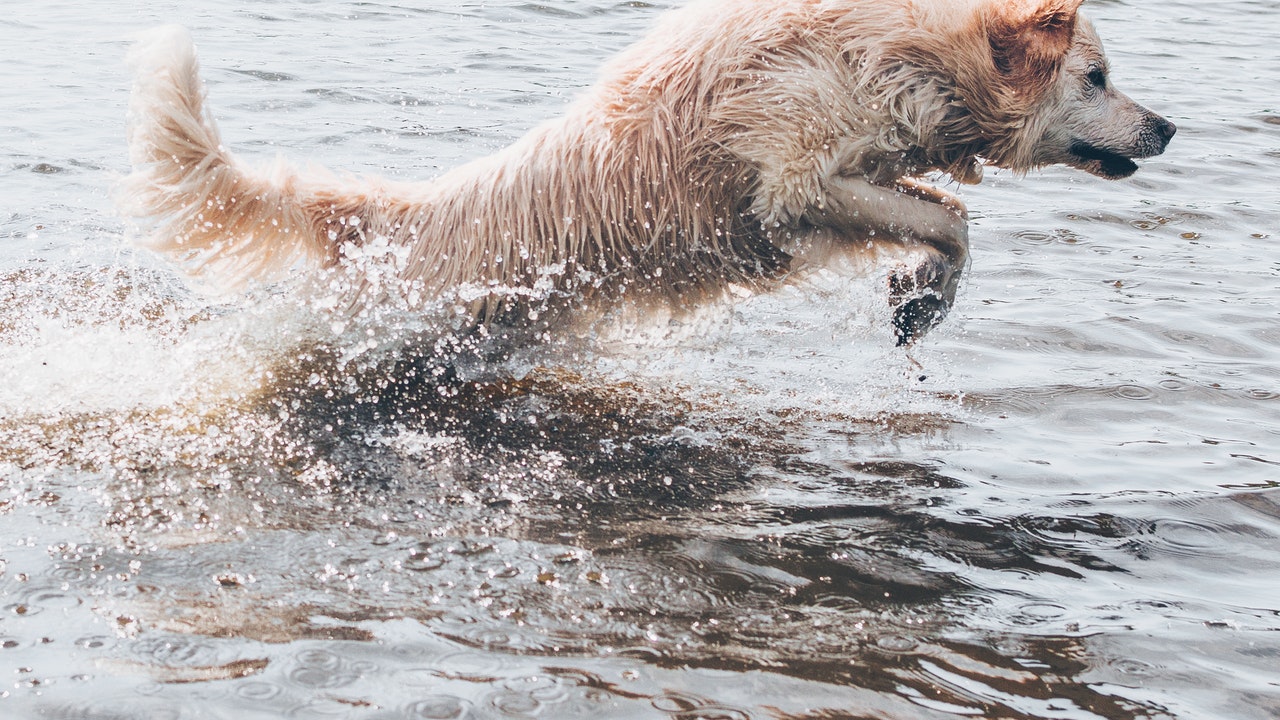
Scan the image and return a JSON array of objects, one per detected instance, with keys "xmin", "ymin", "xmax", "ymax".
[{"xmin": 122, "ymin": 0, "xmax": 1172, "ymax": 335}]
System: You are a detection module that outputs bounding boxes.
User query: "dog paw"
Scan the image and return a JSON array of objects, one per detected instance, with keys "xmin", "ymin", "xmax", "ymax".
[
  {"xmin": 892, "ymin": 177, "xmax": 969, "ymax": 219},
  {"xmin": 888, "ymin": 254, "xmax": 958, "ymax": 346},
  {"xmin": 891, "ymin": 290, "xmax": 950, "ymax": 346}
]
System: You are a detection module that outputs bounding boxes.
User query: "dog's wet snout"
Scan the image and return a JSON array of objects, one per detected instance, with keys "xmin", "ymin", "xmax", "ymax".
[{"xmin": 1145, "ymin": 112, "xmax": 1176, "ymax": 154}]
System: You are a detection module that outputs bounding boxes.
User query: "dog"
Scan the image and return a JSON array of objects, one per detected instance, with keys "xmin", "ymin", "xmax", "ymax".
[{"xmin": 122, "ymin": 0, "xmax": 1174, "ymax": 345}]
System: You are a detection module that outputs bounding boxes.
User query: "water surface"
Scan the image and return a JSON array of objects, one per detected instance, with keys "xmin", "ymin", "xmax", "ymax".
[{"xmin": 1, "ymin": 1, "xmax": 1278, "ymax": 718}]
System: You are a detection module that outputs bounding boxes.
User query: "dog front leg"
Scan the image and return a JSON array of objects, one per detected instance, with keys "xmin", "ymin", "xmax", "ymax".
[
  {"xmin": 892, "ymin": 177, "xmax": 968, "ymax": 221},
  {"xmin": 806, "ymin": 174, "xmax": 969, "ymax": 345}
]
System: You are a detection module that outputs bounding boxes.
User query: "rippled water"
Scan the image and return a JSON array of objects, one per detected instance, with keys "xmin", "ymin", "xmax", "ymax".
[{"xmin": 2, "ymin": 1, "xmax": 1278, "ymax": 718}]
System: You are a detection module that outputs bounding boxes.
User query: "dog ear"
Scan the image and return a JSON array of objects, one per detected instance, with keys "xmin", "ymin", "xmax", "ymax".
[{"xmin": 988, "ymin": 0, "xmax": 1084, "ymax": 90}]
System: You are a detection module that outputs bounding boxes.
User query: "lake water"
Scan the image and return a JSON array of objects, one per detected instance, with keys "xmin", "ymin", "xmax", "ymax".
[{"xmin": 1, "ymin": 1, "xmax": 1278, "ymax": 718}]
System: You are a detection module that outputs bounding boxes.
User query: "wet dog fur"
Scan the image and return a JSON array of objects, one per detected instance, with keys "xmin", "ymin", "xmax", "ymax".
[{"xmin": 122, "ymin": 0, "xmax": 1174, "ymax": 344}]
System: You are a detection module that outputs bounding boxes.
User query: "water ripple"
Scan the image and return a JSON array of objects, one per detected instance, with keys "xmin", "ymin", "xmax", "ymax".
[
  {"xmin": 1121, "ymin": 517, "xmax": 1243, "ymax": 559},
  {"xmin": 650, "ymin": 692, "xmax": 751, "ymax": 720},
  {"xmin": 406, "ymin": 696, "xmax": 472, "ymax": 719}
]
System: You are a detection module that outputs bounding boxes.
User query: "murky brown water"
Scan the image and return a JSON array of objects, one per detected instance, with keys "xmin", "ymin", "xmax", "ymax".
[{"xmin": 2, "ymin": 1, "xmax": 1278, "ymax": 718}]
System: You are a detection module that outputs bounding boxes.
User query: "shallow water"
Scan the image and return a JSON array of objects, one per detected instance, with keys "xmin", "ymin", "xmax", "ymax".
[{"xmin": 1, "ymin": 1, "xmax": 1278, "ymax": 718}]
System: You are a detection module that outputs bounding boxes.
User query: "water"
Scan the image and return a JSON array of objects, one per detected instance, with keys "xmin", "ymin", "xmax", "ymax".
[{"xmin": 1, "ymin": 1, "xmax": 1278, "ymax": 718}]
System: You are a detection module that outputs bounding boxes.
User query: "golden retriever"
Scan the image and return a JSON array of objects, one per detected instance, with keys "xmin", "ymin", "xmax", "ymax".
[{"xmin": 122, "ymin": 0, "xmax": 1174, "ymax": 344}]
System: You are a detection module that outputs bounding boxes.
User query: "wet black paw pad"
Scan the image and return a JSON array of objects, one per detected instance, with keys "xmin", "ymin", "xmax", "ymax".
[
  {"xmin": 891, "ymin": 292, "xmax": 949, "ymax": 346},
  {"xmin": 888, "ymin": 267, "xmax": 953, "ymax": 346}
]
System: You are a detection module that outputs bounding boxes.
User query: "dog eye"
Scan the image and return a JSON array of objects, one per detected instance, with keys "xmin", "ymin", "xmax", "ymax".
[{"xmin": 1086, "ymin": 68, "xmax": 1107, "ymax": 89}]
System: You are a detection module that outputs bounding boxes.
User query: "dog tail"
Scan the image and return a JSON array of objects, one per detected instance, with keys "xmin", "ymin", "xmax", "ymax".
[{"xmin": 121, "ymin": 26, "xmax": 336, "ymax": 289}]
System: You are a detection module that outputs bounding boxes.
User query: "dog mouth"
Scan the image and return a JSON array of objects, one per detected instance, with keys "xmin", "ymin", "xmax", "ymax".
[{"xmin": 1068, "ymin": 141, "xmax": 1139, "ymax": 179}]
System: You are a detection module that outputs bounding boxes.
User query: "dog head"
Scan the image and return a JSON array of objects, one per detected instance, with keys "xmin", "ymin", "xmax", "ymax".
[{"xmin": 979, "ymin": 0, "xmax": 1175, "ymax": 178}]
